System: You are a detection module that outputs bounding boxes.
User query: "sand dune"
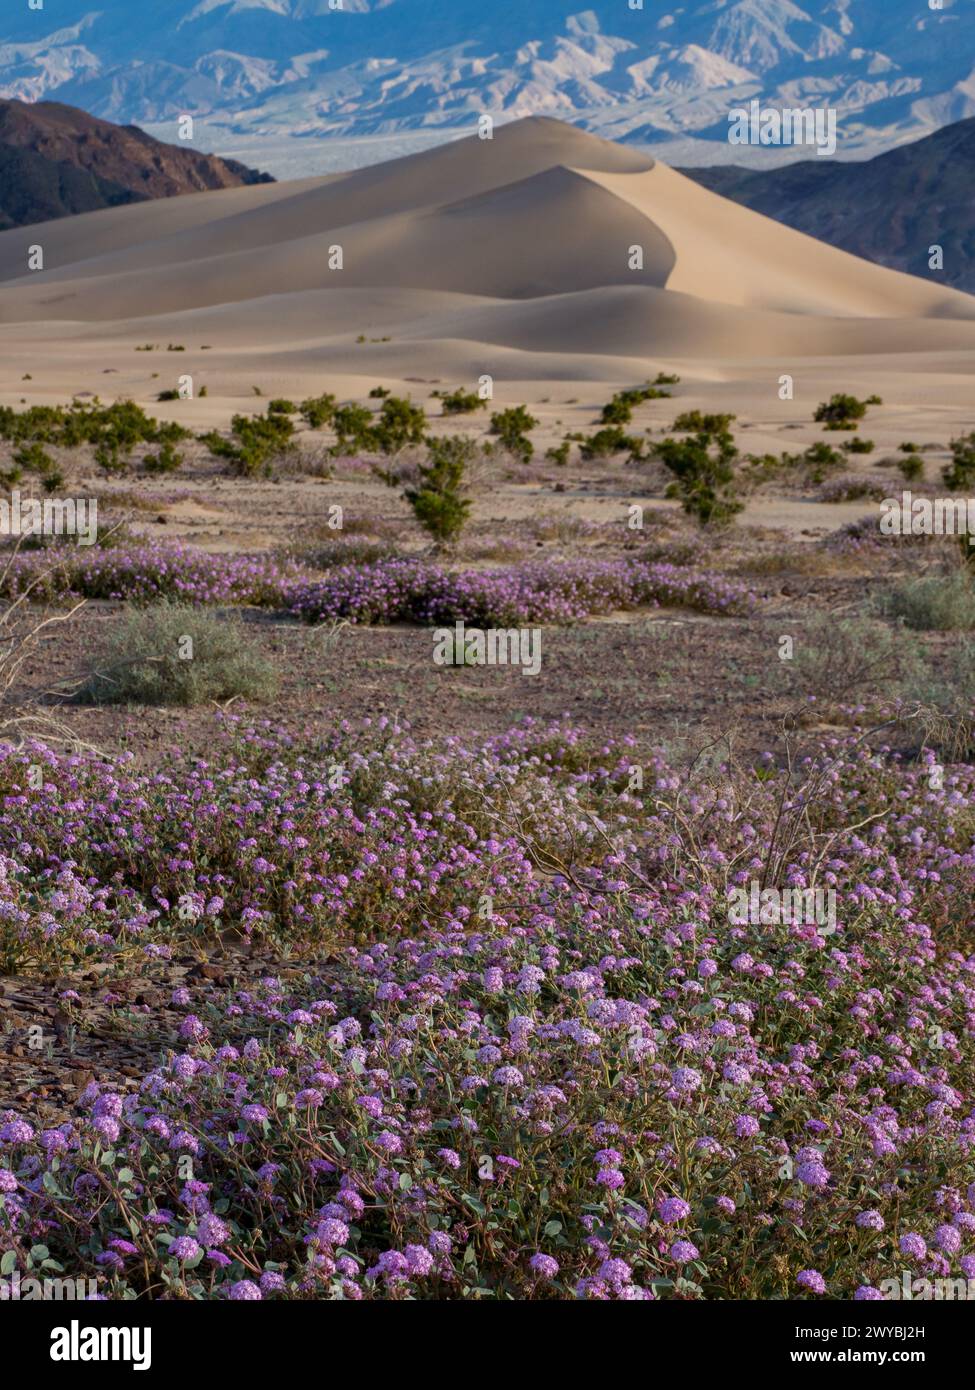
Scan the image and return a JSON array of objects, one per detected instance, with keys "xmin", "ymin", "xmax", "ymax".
[{"xmin": 2, "ymin": 115, "xmax": 975, "ymax": 396}]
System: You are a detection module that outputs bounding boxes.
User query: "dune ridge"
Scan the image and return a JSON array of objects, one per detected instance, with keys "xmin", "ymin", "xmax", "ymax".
[{"xmin": 2, "ymin": 116, "xmax": 975, "ymax": 385}]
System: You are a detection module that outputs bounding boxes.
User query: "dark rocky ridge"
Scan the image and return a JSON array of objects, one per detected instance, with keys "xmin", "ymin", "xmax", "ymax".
[{"xmin": 0, "ymin": 98, "xmax": 273, "ymax": 231}]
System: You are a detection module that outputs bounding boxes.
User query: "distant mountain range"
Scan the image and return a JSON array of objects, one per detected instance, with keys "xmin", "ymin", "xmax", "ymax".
[
  {"xmin": 0, "ymin": 0, "xmax": 973, "ymax": 162},
  {"xmin": 682, "ymin": 116, "xmax": 975, "ymax": 294},
  {"xmin": 0, "ymin": 98, "xmax": 273, "ymax": 231}
]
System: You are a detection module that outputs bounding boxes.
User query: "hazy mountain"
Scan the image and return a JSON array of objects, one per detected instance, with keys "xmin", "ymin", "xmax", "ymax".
[
  {"xmin": 1, "ymin": 1, "xmax": 973, "ymax": 161},
  {"xmin": 0, "ymin": 97, "xmax": 273, "ymax": 231},
  {"xmin": 682, "ymin": 116, "xmax": 975, "ymax": 293}
]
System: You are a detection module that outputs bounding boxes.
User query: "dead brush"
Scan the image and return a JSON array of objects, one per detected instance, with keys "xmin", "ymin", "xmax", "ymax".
[{"xmin": 0, "ymin": 539, "xmax": 89, "ymax": 749}]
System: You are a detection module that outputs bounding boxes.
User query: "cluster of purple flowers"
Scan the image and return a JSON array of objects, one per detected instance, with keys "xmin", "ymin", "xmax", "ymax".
[
  {"xmin": 0, "ymin": 541, "xmax": 302, "ymax": 607},
  {"xmin": 0, "ymin": 542, "xmax": 755, "ymax": 627},
  {"xmin": 0, "ymin": 716, "xmax": 972, "ymax": 1298},
  {"xmin": 289, "ymin": 556, "xmax": 756, "ymax": 626}
]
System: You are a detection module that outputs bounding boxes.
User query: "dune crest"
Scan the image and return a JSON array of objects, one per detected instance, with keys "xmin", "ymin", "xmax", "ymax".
[{"xmin": 2, "ymin": 116, "xmax": 974, "ymax": 373}]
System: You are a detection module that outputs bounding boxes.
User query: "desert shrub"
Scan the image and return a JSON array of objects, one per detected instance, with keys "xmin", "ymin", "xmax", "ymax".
[
  {"xmin": 490, "ymin": 406, "xmax": 538, "ymax": 462},
  {"xmin": 267, "ymin": 399, "xmax": 297, "ymax": 416},
  {"xmin": 878, "ymin": 570, "xmax": 975, "ymax": 632},
  {"xmin": 580, "ymin": 426, "xmax": 644, "ymax": 461},
  {"xmin": 599, "ymin": 383, "xmax": 671, "ymax": 427},
  {"xmin": 79, "ymin": 601, "xmax": 279, "ymax": 706},
  {"xmin": 301, "ymin": 538, "xmax": 397, "ymax": 569},
  {"xmin": 330, "ymin": 404, "xmax": 375, "ymax": 454},
  {"xmin": 546, "ymin": 441, "xmax": 571, "ymax": 466},
  {"xmin": 329, "ymin": 398, "xmax": 426, "ymax": 456},
  {"xmin": 11, "ymin": 442, "xmax": 57, "ymax": 477},
  {"xmin": 201, "ymin": 409, "xmax": 295, "ymax": 477},
  {"xmin": 300, "ymin": 393, "xmax": 337, "ymax": 429},
  {"xmin": 816, "ymin": 476, "xmax": 889, "ymax": 503},
  {"xmin": 405, "ymin": 437, "xmax": 473, "ymax": 546},
  {"xmin": 814, "ymin": 394, "xmax": 878, "ymax": 430},
  {"xmin": 143, "ymin": 443, "xmax": 183, "ymax": 475},
  {"xmin": 373, "ymin": 397, "xmax": 427, "ymax": 454},
  {"xmin": 842, "ymin": 437, "xmax": 874, "ymax": 454},
  {"xmin": 653, "ymin": 420, "xmax": 742, "ymax": 527},
  {"xmin": 912, "ymin": 641, "xmax": 975, "ymax": 760},
  {"xmin": 0, "ymin": 401, "xmax": 189, "ymax": 481},
  {"xmin": 437, "ymin": 388, "xmax": 484, "ymax": 415},
  {"xmin": 94, "ymin": 443, "xmax": 128, "ymax": 476},
  {"xmin": 600, "ymin": 397, "xmax": 634, "ymax": 425},
  {"xmin": 368, "ymin": 386, "xmax": 390, "ymax": 399},
  {"xmin": 897, "ymin": 454, "xmax": 925, "ymax": 482},
  {"xmin": 799, "ymin": 442, "xmax": 845, "ymax": 483},
  {"xmin": 671, "ymin": 411, "xmax": 736, "ymax": 435},
  {"xmin": 943, "ymin": 432, "xmax": 975, "ymax": 492},
  {"xmin": 785, "ymin": 612, "xmax": 925, "ymax": 704},
  {"xmin": 743, "ymin": 444, "xmax": 845, "ymax": 489}
]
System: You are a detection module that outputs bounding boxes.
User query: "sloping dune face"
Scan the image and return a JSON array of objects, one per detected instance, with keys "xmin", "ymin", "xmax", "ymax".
[{"xmin": 1, "ymin": 115, "xmax": 974, "ymax": 369}]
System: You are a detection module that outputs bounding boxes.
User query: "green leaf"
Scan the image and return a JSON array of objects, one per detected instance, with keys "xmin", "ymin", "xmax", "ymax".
[
  {"xmin": 543, "ymin": 1220, "xmax": 562, "ymax": 1238},
  {"xmin": 0, "ymin": 1250, "xmax": 17, "ymax": 1277}
]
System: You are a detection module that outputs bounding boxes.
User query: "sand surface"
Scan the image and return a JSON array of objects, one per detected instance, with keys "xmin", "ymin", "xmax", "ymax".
[{"xmin": 1, "ymin": 115, "xmax": 973, "ymax": 535}]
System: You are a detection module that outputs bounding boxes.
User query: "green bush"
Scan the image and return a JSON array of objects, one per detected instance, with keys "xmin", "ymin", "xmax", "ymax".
[
  {"xmin": 943, "ymin": 432, "xmax": 975, "ymax": 492},
  {"xmin": 878, "ymin": 570, "xmax": 975, "ymax": 632},
  {"xmin": 0, "ymin": 401, "xmax": 189, "ymax": 481},
  {"xmin": 799, "ymin": 441, "xmax": 845, "ymax": 483},
  {"xmin": 489, "ymin": 406, "xmax": 538, "ymax": 462},
  {"xmin": 787, "ymin": 612, "xmax": 925, "ymax": 703},
  {"xmin": 600, "ymin": 397, "xmax": 634, "ymax": 425},
  {"xmin": 437, "ymin": 388, "xmax": 484, "ymax": 415},
  {"xmin": 897, "ymin": 454, "xmax": 924, "ymax": 482},
  {"xmin": 373, "ymin": 397, "xmax": 427, "ymax": 454},
  {"xmin": 300, "ymin": 393, "xmax": 337, "ymax": 430},
  {"xmin": 12, "ymin": 442, "xmax": 56, "ymax": 476},
  {"xmin": 201, "ymin": 408, "xmax": 295, "ymax": 477},
  {"xmin": 580, "ymin": 426, "xmax": 644, "ymax": 461},
  {"xmin": 814, "ymin": 394, "xmax": 878, "ymax": 430},
  {"xmin": 653, "ymin": 418, "xmax": 742, "ymax": 527},
  {"xmin": 79, "ymin": 602, "xmax": 280, "ymax": 706},
  {"xmin": 143, "ymin": 443, "xmax": 183, "ymax": 475},
  {"xmin": 405, "ymin": 436, "xmax": 474, "ymax": 545},
  {"xmin": 671, "ymin": 410, "xmax": 736, "ymax": 435}
]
